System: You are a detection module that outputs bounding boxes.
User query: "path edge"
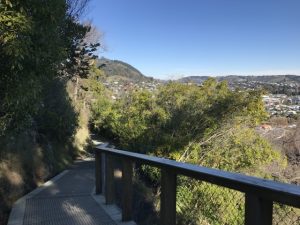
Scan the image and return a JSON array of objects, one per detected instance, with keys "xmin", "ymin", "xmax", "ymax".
[
  {"xmin": 91, "ymin": 193, "xmax": 137, "ymax": 225},
  {"xmin": 7, "ymin": 170, "xmax": 69, "ymax": 225},
  {"xmin": 91, "ymin": 186, "xmax": 137, "ymax": 225}
]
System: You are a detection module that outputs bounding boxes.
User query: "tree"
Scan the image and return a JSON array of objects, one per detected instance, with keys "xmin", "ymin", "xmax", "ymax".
[{"xmin": 0, "ymin": 0, "xmax": 99, "ymax": 135}]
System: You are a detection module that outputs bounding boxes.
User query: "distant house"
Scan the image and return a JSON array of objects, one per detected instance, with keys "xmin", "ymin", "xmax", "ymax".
[{"xmin": 291, "ymin": 96, "xmax": 300, "ymax": 105}]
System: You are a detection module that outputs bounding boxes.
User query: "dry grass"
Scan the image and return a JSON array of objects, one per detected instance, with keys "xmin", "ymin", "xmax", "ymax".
[
  {"xmin": 73, "ymin": 103, "xmax": 92, "ymax": 157},
  {"xmin": 0, "ymin": 131, "xmax": 81, "ymax": 225}
]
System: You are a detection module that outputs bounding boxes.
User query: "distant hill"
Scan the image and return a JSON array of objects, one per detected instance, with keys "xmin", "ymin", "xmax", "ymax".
[
  {"xmin": 178, "ymin": 76, "xmax": 211, "ymax": 84},
  {"xmin": 97, "ymin": 58, "xmax": 154, "ymax": 82},
  {"xmin": 95, "ymin": 58, "xmax": 300, "ymax": 87},
  {"xmin": 178, "ymin": 75, "xmax": 300, "ymax": 84},
  {"xmin": 218, "ymin": 75, "xmax": 300, "ymax": 83}
]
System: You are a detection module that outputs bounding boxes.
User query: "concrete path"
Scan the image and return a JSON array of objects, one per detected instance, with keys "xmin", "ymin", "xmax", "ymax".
[{"xmin": 8, "ymin": 159, "xmax": 135, "ymax": 225}]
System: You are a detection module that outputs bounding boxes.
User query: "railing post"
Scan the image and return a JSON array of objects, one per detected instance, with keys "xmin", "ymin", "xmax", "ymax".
[
  {"xmin": 160, "ymin": 167, "xmax": 177, "ymax": 225},
  {"xmin": 105, "ymin": 154, "xmax": 115, "ymax": 204},
  {"xmin": 95, "ymin": 151, "xmax": 102, "ymax": 194},
  {"xmin": 245, "ymin": 193, "xmax": 273, "ymax": 225},
  {"xmin": 122, "ymin": 159, "xmax": 133, "ymax": 221},
  {"xmin": 102, "ymin": 153, "xmax": 106, "ymax": 194}
]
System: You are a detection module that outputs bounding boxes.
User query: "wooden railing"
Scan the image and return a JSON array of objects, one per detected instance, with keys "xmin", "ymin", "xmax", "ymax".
[{"xmin": 94, "ymin": 145, "xmax": 300, "ymax": 225}]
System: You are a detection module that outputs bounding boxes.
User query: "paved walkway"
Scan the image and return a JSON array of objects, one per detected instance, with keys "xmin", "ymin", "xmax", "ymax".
[{"xmin": 8, "ymin": 160, "xmax": 134, "ymax": 225}]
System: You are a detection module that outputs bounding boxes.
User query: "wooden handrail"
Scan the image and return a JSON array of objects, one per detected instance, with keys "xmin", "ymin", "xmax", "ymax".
[{"xmin": 94, "ymin": 145, "xmax": 300, "ymax": 225}]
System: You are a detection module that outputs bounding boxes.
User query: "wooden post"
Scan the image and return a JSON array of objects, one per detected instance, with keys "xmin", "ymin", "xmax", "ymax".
[
  {"xmin": 160, "ymin": 168, "xmax": 177, "ymax": 225},
  {"xmin": 105, "ymin": 155, "xmax": 115, "ymax": 204},
  {"xmin": 122, "ymin": 159, "xmax": 133, "ymax": 221},
  {"xmin": 245, "ymin": 193, "xmax": 273, "ymax": 225},
  {"xmin": 95, "ymin": 151, "xmax": 102, "ymax": 194},
  {"xmin": 102, "ymin": 153, "xmax": 106, "ymax": 195}
]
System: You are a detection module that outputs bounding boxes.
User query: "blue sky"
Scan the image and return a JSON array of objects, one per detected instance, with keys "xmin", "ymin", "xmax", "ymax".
[{"xmin": 87, "ymin": 0, "xmax": 300, "ymax": 79}]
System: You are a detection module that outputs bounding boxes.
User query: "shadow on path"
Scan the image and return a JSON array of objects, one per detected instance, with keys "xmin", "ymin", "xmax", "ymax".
[{"xmin": 22, "ymin": 160, "xmax": 117, "ymax": 225}]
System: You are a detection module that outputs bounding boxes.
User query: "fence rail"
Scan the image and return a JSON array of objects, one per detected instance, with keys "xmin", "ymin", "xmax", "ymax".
[{"xmin": 94, "ymin": 145, "xmax": 300, "ymax": 225}]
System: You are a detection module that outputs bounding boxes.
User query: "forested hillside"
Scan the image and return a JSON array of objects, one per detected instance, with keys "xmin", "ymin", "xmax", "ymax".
[
  {"xmin": 0, "ymin": 1, "xmax": 100, "ymax": 224},
  {"xmin": 97, "ymin": 57, "xmax": 153, "ymax": 82}
]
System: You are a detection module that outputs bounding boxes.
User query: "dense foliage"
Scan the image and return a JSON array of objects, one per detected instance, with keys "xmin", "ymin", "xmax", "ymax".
[
  {"xmin": 92, "ymin": 79, "xmax": 270, "ymax": 156},
  {"xmin": 0, "ymin": 0, "xmax": 98, "ymax": 135},
  {"xmin": 0, "ymin": 0, "xmax": 99, "ymax": 224},
  {"xmin": 91, "ymin": 79, "xmax": 286, "ymax": 225}
]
